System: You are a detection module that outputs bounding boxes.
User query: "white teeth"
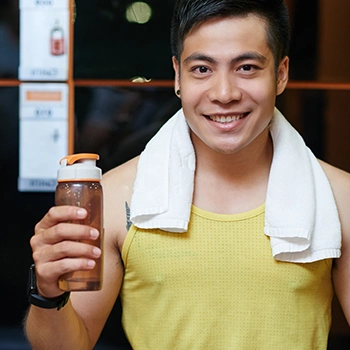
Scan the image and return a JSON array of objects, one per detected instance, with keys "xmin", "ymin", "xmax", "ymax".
[{"xmin": 209, "ymin": 114, "xmax": 244, "ymax": 123}]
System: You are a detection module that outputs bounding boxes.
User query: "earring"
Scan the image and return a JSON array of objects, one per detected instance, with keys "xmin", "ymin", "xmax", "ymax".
[{"xmin": 176, "ymin": 89, "xmax": 181, "ymax": 96}]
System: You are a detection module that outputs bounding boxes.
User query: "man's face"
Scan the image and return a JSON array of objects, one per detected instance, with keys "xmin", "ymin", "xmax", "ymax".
[{"xmin": 173, "ymin": 14, "xmax": 289, "ymax": 155}]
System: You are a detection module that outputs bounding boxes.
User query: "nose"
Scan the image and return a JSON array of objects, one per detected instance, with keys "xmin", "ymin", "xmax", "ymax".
[{"xmin": 208, "ymin": 73, "xmax": 242, "ymax": 104}]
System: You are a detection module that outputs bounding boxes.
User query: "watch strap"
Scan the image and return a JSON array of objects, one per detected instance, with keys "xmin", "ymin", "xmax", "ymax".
[
  {"xmin": 28, "ymin": 264, "xmax": 70, "ymax": 310},
  {"xmin": 28, "ymin": 291, "xmax": 70, "ymax": 310}
]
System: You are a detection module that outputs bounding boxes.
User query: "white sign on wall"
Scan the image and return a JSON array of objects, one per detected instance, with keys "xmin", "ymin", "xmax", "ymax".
[
  {"xmin": 18, "ymin": 83, "xmax": 69, "ymax": 192},
  {"xmin": 20, "ymin": 0, "xmax": 69, "ymax": 9},
  {"xmin": 19, "ymin": 0, "xmax": 69, "ymax": 81}
]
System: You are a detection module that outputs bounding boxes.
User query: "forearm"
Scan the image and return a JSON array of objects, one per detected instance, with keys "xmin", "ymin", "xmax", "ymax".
[{"xmin": 24, "ymin": 300, "xmax": 93, "ymax": 350}]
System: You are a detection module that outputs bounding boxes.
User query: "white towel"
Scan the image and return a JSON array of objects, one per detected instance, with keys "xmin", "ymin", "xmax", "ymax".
[{"xmin": 130, "ymin": 108, "xmax": 341, "ymax": 263}]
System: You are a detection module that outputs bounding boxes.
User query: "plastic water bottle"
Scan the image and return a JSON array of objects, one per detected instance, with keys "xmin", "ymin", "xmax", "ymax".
[{"xmin": 55, "ymin": 153, "xmax": 103, "ymax": 291}]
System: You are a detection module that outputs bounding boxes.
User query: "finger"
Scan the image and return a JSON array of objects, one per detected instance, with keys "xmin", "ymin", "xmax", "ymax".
[
  {"xmin": 52, "ymin": 222, "xmax": 100, "ymax": 244},
  {"xmin": 35, "ymin": 258, "xmax": 99, "ymax": 298},
  {"xmin": 35, "ymin": 240, "xmax": 102, "ymax": 263},
  {"xmin": 36, "ymin": 206, "xmax": 87, "ymax": 231},
  {"xmin": 31, "ymin": 222, "xmax": 99, "ymax": 248}
]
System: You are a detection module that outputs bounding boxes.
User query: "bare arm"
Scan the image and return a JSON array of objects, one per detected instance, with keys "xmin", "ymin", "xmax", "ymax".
[
  {"xmin": 24, "ymin": 157, "xmax": 139, "ymax": 349},
  {"xmin": 320, "ymin": 160, "xmax": 350, "ymax": 325}
]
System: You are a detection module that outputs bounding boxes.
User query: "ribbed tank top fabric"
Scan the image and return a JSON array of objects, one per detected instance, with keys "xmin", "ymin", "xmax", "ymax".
[{"xmin": 120, "ymin": 204, "xmax": 333, "ymax": 350}]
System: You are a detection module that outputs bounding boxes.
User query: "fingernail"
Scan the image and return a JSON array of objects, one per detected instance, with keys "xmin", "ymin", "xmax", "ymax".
[
  {"xmin": 77, "ymin": 208, "xmax": 86, "ymax": 218},
  {"xmin": 87, "ymin": 260, "xmax": 95, "ymax": 267},
  {"xmin": 93, "ymin": 247, "xmax": 101, "ymax": 257},
  {"xmin": 90, "ymin": 229, "xmax": 99, "ymax": 238}
]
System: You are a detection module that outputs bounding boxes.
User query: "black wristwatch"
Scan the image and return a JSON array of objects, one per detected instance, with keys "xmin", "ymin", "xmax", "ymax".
[{"xmin": 27, "ymin": 264, "xmax": 70, "ymax": 311}]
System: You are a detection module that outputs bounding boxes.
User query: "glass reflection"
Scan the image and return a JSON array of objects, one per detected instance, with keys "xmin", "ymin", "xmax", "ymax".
[
  {"xmin": 74, "ymin": 86, "xmax": 181, "ymax": 172},
  {"xmin": 277, "ymin": 89, "xmax": 350, "ymax": 172}
]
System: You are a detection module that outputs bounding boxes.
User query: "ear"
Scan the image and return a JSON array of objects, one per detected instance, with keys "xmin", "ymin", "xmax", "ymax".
[
  {"xmin": 172, "ymin": 56, "xmax": 180, "ymax": 94},
  {"xmin": 276, "ymin": 56, "xmax": 289, "ymax": 96}
]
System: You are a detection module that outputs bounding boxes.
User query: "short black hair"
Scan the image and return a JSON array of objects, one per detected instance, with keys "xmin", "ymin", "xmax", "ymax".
[{"xmin": 170, "ymin": 0, "xmax": 290, "ymax": 70}]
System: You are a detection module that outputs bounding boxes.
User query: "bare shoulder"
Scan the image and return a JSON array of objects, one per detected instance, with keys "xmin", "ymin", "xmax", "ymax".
[
  {"xmin": 318, "ymin": 159, "xmax": 350, "ymax": 232},
  {"xmin": 319, "ymin": 159, "xmax": 350, "ymax": 253},
  {"xmin": 101, "ymin": 156, "xmax": 139, "ymax": 252},
  {"xmin": 102, "ymin": 155, "xmax": 139, "ymax": 195},
  {"xmin": 318, "ymin": 159, "xmax": 350, "ymax": 205}
]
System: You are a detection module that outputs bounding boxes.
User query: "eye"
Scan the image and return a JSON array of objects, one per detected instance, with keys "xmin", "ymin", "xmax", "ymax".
[
  {"xmin": 240, "ymin": 64, "xmax": 254, "ymax": 71},
  {"xmin": 193, "ymin": 66, "xmax": 210, "ymax": 74},
  {"xmin": 237, "ymin": 64, "xmax": 260, "ymax": 76}
]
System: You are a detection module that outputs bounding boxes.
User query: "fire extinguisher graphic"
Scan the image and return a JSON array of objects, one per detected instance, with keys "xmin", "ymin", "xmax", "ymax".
[{"xmin": 50, "ymin": 20, "xmax": 64, "ymax": 56}]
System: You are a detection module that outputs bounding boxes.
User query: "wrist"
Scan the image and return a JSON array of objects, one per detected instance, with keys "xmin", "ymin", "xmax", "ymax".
[{"xmin": 27, "ymin": 264, "xmax": 70, "ymax": 310}]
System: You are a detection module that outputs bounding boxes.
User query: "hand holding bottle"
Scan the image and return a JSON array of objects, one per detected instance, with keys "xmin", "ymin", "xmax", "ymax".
[{"xmin": 30, "ymin": 153, "xmax": 104, "ymax": 299}]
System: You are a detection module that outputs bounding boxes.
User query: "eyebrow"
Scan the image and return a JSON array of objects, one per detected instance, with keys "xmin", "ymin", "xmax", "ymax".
[{"xmin": 183, "ymin": 51, "xmax": 268, "ymax": 65}]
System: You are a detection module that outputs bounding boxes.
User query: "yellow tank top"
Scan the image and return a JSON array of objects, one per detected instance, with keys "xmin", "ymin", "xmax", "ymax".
[{"xmin": 120, "ymin": 204, "xmax": 333, "ymax": 349}]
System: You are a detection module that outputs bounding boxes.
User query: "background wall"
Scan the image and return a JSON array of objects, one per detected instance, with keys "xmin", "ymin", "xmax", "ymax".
[{"xmin": 0, "ymin": 0, "xmax": 350, "ymax": 349}]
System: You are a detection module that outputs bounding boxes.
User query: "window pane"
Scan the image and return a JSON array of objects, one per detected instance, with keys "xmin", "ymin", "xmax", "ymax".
[{"xmin": 73, "ymin": 0, "xmax": 175, "ymax": 80}]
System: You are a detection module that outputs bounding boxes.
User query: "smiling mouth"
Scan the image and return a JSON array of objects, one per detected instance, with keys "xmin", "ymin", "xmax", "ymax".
[{"xmin": 207, "ymin": 113, "xmax": 248, "ymax": 123}]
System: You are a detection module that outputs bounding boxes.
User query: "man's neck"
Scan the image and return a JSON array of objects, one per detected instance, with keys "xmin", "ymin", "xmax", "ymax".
[{"xmin": 192, "ymin": 128, "xmax": 273, "ymax": 214}]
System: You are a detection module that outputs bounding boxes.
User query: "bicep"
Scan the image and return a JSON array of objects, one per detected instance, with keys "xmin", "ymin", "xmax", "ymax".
[
  {"xmin": 320, "ymin": 161, "xmax": 350, "ymax": 325},
  {"xmin": 328, "ymin": 166, "xmax": 350, "ymax": 326},
  {"xmin": 333, "ymin": 248, "xmax": 350, "ymax": 326},
  {"xmin": 333, "ymin": 196, "xmax": 350, "ymax": 325}
]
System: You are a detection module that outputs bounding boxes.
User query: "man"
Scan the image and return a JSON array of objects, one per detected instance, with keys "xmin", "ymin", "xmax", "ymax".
[{"xmin": 25, "ymin": 0, "xmax": 350, "ymax": 348}]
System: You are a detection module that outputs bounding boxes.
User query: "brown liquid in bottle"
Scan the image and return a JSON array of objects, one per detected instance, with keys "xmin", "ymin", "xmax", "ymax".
[{"xmin": 55, "ymin": 181, "xmax": 103, "ymax": 291}]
